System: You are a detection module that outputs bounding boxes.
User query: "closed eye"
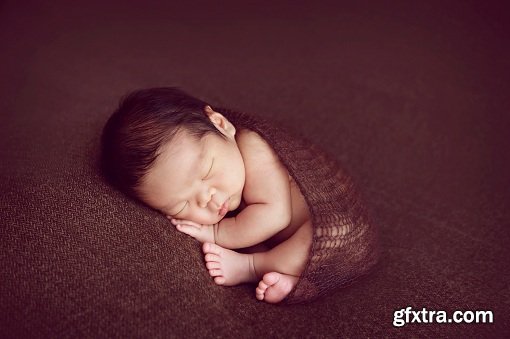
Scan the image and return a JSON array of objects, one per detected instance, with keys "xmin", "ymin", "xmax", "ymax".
[
  {"xmin": 203, "ymin": 158, "xmax": 214, "ymax": 180},
  {"xmin": 173, "ymin": 201, "xmax": 188, "ymax": 216}
]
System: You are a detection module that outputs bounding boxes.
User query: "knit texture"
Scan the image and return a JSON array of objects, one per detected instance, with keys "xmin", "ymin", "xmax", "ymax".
[{"xmin": 218, "ymin": 108, "xmax": 380, "ymax": 304}]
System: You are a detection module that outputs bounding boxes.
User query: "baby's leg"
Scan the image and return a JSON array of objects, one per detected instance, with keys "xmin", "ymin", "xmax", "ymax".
[
  {"xmin": 202, "ymin": 220, "xmax": 312, "ymax": 303},
  {"xmin": 253, "ymin": 220, "xmax": 312, "ymax": 276},
  {"xmin": 253, "ymin": 220, "xmax": 312, "ymax": 303},
  {"xmin": 237, "ymin": 242, "xmax": 271, "ymax": 254}
]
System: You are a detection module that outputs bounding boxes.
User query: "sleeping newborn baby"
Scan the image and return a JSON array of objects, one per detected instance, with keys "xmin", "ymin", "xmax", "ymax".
[
  {"xmin": 101, "ymin": 87, "xmax": 379, "ymax": 304},
  {"xmin": 101, "ymin": 87, "xmax": 313, "ymax": 303}
]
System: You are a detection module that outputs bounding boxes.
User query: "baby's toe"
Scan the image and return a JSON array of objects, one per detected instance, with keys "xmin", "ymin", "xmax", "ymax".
[
  {"xmin": 256, "ymin": 291, "xmax": 265, "ymax": 300},
  {"xmin": 255, "ymin": 279, "xmax": 269, "ymax": 301},
  {"xmin": 206, "ymin": 261, "xmax": 220, "ymax": 270},
  {"xmin": 204, "ymin": 253, "xmax": 220, "ymax": 262},
  {"xmin": 256, "ymin": 286, "xmax": 265, "ymax": 297},
  {"xmin": 208, "ymin": 269, "xmax": 223, "ymax": 277},
  {"xmin": 262, "ymin": 272, "xmax": 281, "ymax": 286},
  {"xmin": 214, "ymin": 276, "xmax": 226, "ymax": 285},
  {"xmin": 258, "ymin": 280, "xmax": 269, "ymax": 290},
  {"xmin": 202, "ymin": 242, "xmax": 223, "ymax": 255}
]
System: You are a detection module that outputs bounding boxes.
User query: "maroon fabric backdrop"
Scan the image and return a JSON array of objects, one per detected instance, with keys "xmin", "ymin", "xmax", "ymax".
[{"xmin": 1, "ymin": 1, "xmax": 509, "ymax": 337}]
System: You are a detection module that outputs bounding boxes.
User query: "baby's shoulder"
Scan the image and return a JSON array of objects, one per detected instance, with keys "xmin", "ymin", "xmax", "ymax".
[
  {"xmin": 236, "ymin": 128, "xmax": 272, "ymax": 154},
  {"xmin": 236, "ymin": 128, "xmax": 262, "ymax": 143},
  {"xmin": 236, "ymin": 128, "xmax": 286, "ymax": 175}
]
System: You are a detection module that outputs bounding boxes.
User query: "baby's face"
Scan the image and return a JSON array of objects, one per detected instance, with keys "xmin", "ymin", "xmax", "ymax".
[{"xmin": 137, "ymin": 110, "xmax": 245, "ymax": 225}]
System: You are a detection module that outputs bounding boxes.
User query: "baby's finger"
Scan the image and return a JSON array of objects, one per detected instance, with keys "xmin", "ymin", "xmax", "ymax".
[
  {"xmin": 180, "ymin": 221, "xmax": 201, "ymax": 229},
  {"xmin": 172, "ymin": 218, "xmax": 201, "ymax": 228}
]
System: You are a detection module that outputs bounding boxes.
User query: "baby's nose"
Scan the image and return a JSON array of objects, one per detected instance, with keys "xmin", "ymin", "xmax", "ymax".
[{"xmin": 199, "ymin": 187, "xmax": 217, "ymax": 208}]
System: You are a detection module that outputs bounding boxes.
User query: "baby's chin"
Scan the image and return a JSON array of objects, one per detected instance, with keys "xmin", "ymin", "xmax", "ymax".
[{"xmin": 229, "ymin": 194, "xmax": 242, "ymax": 210}]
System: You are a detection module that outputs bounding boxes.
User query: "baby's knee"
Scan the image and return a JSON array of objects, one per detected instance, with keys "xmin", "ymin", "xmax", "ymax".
[{"xmin": 296, "ymin": 220, "xmax": 313, "ymax": 250}]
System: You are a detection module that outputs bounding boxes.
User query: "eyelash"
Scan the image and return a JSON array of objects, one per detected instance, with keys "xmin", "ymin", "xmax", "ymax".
[
  {"xmin": 174, "ymin": 201, "xmax": 188, "ymax": 216},
  {"xmin": 174, "ymin": 159, "xmax": 213, "ymax": 216},
  {"xmin": 203, "ymin": 159, "xmax": 214, "ymax": 180}
]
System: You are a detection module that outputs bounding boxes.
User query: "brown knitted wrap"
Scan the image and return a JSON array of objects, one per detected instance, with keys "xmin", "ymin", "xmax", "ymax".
[{"xmin": 217, "ymin": 108, "xmax": 380, "ymax": 304}]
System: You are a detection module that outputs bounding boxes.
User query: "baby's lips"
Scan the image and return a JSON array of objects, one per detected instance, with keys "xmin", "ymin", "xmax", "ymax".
[{"xmin": 218, "ymin": 197, "xmax": 231, "ymax": 216}]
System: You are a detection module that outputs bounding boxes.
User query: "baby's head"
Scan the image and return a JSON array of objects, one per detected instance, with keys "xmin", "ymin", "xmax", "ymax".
[{"xmin": 101, "ymin": 87, "xmax": 245, "ymax": 224}]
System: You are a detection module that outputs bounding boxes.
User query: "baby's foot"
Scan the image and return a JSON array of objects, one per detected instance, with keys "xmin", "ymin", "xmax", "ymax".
[
  {"xmin": 202, "ymin": 242, "xmax": 258, "ymax": 286},
  {"xmin": 255, "ymin": 272, "xmax": 298, "ymax": 303}
]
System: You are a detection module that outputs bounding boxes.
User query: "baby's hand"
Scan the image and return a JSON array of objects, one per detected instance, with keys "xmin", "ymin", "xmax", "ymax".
[{"xmin": 168, "ymin": 217, "xmax": 216, "ymax": 244}]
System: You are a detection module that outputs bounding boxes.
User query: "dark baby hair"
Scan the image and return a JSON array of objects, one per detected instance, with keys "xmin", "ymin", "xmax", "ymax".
[{"xmin": 100, "ymin": 87, "xmax": 226, "ymax": 199}]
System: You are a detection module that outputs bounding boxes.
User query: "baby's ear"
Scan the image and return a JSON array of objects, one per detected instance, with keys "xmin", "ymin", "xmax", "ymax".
[
  {"xmin": 204, "ymin": 105, "xmax": 215, "ymax": 116},
  {"xmin": 204, "ymin": 106, "xmax": 236, "ymax": 137}
]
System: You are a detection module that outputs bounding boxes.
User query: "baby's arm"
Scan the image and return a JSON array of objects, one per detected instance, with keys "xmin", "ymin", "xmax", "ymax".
[{"xmin": 213, "ymin": 130, "xmax": 292, "ymax": 249}]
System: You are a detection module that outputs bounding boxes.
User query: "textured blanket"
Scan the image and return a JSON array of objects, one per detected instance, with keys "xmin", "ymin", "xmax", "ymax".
[{"xmin": 218, "ymin": 108, "xmax": 380, "ymax": 304}]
